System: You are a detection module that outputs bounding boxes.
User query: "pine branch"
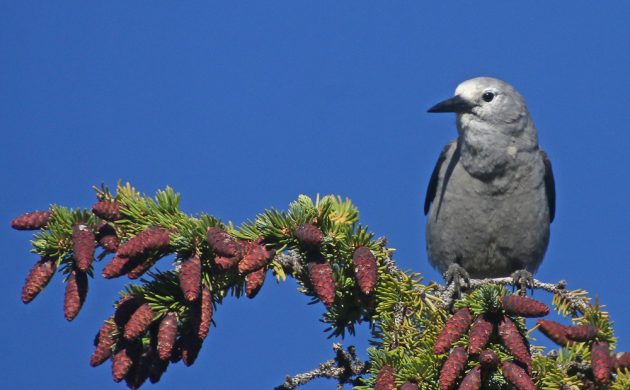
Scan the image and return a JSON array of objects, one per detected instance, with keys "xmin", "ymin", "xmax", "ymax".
[{"xmin": 275, "ymin": 344, "xmax": 369, "ymax": 390}]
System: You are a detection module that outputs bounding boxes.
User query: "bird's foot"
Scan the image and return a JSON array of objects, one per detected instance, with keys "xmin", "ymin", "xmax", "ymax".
[
  {"xmin": 511, "ymin": 269, "xmax": 534, "ymax": 295},
  {"xmin": 444, "ymin": 263, "xmax": 470, "ymax": 298}
]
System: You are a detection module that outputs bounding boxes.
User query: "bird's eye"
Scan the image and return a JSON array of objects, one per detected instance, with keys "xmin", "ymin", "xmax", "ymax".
[{"xmin": 482, "ymin": 92, "xmax": 495, "ymax": 102}]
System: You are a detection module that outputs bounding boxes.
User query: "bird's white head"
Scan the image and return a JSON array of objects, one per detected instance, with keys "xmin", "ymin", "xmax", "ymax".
[{"xmin": 428, "ymin": 77, "xmax": 534, "ymax": 139}]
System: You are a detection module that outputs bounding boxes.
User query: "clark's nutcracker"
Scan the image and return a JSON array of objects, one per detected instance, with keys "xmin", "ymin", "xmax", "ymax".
[{"xmin": 424, "ymin": 77, "xmax": 555, "ymax": 288}]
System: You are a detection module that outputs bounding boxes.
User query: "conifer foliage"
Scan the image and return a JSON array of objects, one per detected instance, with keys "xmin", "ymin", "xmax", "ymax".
[{"xmin": 10, "ymin": 182, "xmax": 630, "ymax": 388}]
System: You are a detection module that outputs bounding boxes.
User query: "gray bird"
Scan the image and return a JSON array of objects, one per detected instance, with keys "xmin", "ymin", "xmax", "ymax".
[{"xmin": 424, "ymin": 77, "xmax": 555, "ymax": 288}]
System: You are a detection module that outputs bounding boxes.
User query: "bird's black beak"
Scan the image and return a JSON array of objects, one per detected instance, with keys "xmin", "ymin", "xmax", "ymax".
[{"xmin": 427, "ymin": 95, "xmax": 474, "ymax": 113}]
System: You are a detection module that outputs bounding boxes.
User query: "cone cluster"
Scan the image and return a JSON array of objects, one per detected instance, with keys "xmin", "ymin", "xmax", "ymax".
[{"xmin": 434, "ymin": 294, "xmax": 550, "ymax": 388}]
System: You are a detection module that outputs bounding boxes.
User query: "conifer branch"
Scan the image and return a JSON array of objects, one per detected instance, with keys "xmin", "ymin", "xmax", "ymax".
[{"xmin": 275, "ymin": 344, "xmax": 369, "ymax": 390}]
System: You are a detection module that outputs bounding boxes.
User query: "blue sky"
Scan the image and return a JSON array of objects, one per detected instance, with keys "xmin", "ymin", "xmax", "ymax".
[{"xmin": 2, "ymin": 2, "xmax": 630, "ymax": 389}]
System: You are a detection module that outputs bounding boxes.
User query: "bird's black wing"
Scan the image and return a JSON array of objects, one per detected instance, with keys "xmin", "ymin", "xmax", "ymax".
[
  {"xmin": 424, "ymin": 143, "xmax": 453, "ymax": 215},
  {"xmin": 541, "ymin": 150, "xmax": 556, "ymax": 223}
]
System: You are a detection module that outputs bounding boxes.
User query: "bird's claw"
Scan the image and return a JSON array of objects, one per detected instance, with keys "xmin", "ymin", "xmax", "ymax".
[
  {"xmin": 444, "ymin": 263, "xmax": 470, "ymax": 298},
  {"xmin": 511, "ymin": 269, "xmax": 534, "ymax": 295}
]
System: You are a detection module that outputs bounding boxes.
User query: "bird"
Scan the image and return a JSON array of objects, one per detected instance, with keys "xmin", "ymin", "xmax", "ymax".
[{"xmin": 424, "ymin": 77, "xmax": 555, "ymax": 290}]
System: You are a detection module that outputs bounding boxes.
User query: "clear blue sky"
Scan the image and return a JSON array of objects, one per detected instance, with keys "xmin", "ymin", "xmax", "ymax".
[{"xmin": 2, "ymin": 2, "xmax": 630, "ymax": 389}]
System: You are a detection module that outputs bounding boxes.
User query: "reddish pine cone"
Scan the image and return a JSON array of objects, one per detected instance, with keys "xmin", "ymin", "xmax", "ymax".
[
  {"xmin": 11, "ymin": 210, "xmax": 51, "ymax": 230},
  {"xmin": 307, "ymin": 253, "xmax": 336, "ymax": 307},
  {"xmin": 500, "ymin": 361, "xmax": 535, "ymax": 390},
  {"xmin": 214, "ymin": 255, "xmax": 239, "ymax": 270},
  {"xmin": 352, "ymin": 246, "xmax": 377, "ymax": 295},
  {"xmin": 468, "ymin": 315, "xmax": 494, "ymax": 354},
  {"xmin": 566, "ymin": 324, "xmax": 599, "ymax": 342},
  {"xmin": 157, "ymin": 312, "xmax": 178, "ymax": 361},
  {"xmin": 374, "ymin": 364, "xmax": 395, "ymax": 390},
  {"xmin": 498, "ymin": 316, "xmax": 532, "ymax": 374},
  {"xmin": 125, "ymin": 348, "xmax": 151, "ymax": 390},
  {"xmin": 21, "ymin": 257, "xmax": 56, "ymax": 303},
  {"xmin": 434, "ymin": 307, "xmax": 473, "ymax": 355},
  {"xmin": 179, "ymin": 256, "xmax": 201, "ymax": 302},
  {"xmin": 439, "ymin": 346, "xmax": 468, "ymax": 390},
  {"xmin": 72, "ymin": 224, "xmax": 96, "ymax": 272},
  {"xmin": 591, "ymin": 341, "xmax": 611, "ymax": 384},
  {"xmin": 400, "ymin": 382, "xmax": 419, "ymax": 390},
  {"xmin": 294, "ymin": 224, "xmax": 324, "ymax": 248},
  {"xmin": 92, "ymin": 200, "xmax": 121, "ymax": 221},
  {"xmin": 114, "ymin": 295, "xmax": 141, "ymax": 327},
  {"xmin": 64, "ymin": 271, "xmax": 88, "ymax": 321},
  {"xmin": 611, "ymin": 352, "xmax": 630, "ymax": 370},
  {"xmin": 502, "ymin": 295, "xmax": 550, "ymax": 318},
  {"xmin": 91, "ymin": 319, "xmax": 117, "ymax": 367},
  {"xmin": 238, "ymin": 240, "xmax": 274, "ymax": 274},
  {"xmin": 459, "ymin": 366, "xmax": 482, "ymax": 390},
  {"xmin": 245, "ymin": 267, "xmax": 266, "ymax": 299},
  {"xmin": 148, "ymin": 356, "xmax": 169, "ymax": 384},
  {"xmin": 181, "ymin": 333, "xmax": 203, "ymax": 367},
  {"xmin": 97, "ymin": 222, "xmax": 119, "ymax": 252},
  {"xmin": 536, "ymin": 320, "xmax": 569, "ymax": 347},
  {"xmin": 124, "ymin": 303, "xmax": 155, "ymax": 341},
  {"xmin": 126, "ymin": 256, "xmax": 157, "ymax": 279},
  {"xmin": 117, "ymin": 226, "xmax": 170, "ymax": 258},
  {"xmin": 197, "ymin": 287, "xmax": 212, "ymax": 340},
  {"xmin": 479, "ymin": 350, "xmax": 499, "ymax": 370},
  {"xmin": 206, "ymin": 227, "xmax": 240, "ymax": 257},
  {"xmin": 102, "ymin": 255, "xmax": 131, "ymax": 279},
  {"xmin": 112, "ymin": 347, "xmax": 134, "ymax": 383}
]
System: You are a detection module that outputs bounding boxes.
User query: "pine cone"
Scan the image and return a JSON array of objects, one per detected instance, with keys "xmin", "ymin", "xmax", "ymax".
[
  {"xmin": 294, "ymin": 224, "xmax": 324, "ymax": 248},
  {"xmin": 126, "ymin": 256, "xmax": 157, "ymax": 279},
  {"xmin": 214, "ymin": 255, "xmax": 239, "ymax": 270},
  {"xmin": 206, "ymin": 227, "xmax": 240, "ymax": 257},
  {"xmin": 72, "ymin": 224, "xmax": 96, "ymax": 272},
  {"xmin": 11, "ymin": 210, "xmax": 51, "ymax": 230},
  {"xmin": 148, "ymin": 355, "xmax": 169, "ymax": 384},
  {"xmin": 500, "ymin": 361, "xmax": 535, "ymax": 390},
  {"xmin": 439, "ymin": 346, "xmax": 468, "ymax": 390},
  {"xmin": 400, "ymin": 382, "xmax": 419, "ymax": 390},
  {"xmin": 64, "ymin": 271, "xmax": 88, "ymax": 321},
  {"xmin": 169, "ymin": 337, "xmax": 183, "ymax": 363},
  {"xmin": 117, "ymin": 226, "xmax": 170, "ymax": 258},
  {"xmin": 197, "ymin": 287, "xmax": 212, "ymax": 340},
  {"xmin": 498, "ymin": 316, "xmax": 532, "ymax": 374},
  {"xmin": 112, "ymin": 346, "xmax": 134, "ymax": 383},
  {"xmin": 124, "ymin": 303, "xmax": 155, "ymax": 341},
  {"xmin": 92, "ymin": 200, "xmax": 121, "ymax": 221},
  {"xmin": 102, "ymin": 255, "xmax": 131, "ymax": 279},
  {"xmin": 352, "ymin": 246, "xmax": 378, "ymax": 295},
  {"xmin": 114, "ymin": 295, "xmax": 141, "ymax": 327},
  {"xmin": 96, "ymin": 222, "xmax": 119, "ymax": 252},
  {"xmin": 238, "ymin": 240, "xmax": 274, "ymax": 274},
  {"xmin": 566, "ymin": 324, "xmax": 599, "ymax": 342},
  {"xmin": 459, "ymin": 366, "xmax": 482, "ymax": 390},
  {"xmin": 374, "ymin": 364, "xmax": 395, "ymax": 390},
  {"xmin": 179, "ymin": 256, "xmax": 201, "ymax": 301},
  {"xmin": 434, "ymin": 307, "xmax": 473, "ymax": 355},
  {"xmin": 591, "ymin": 341, "xmax": 610, "ymax": 384},
  {"xmin": 502, "ymin": 295, "xmax": 550, "ymax": 318},
  {"xmin": 478, "ymin": 350, "xmax": 499, "ymax": 370},
  {"xmin": 90, "ymin": 319, "xmax": 117, "ymax": 367},
  {"xmin": 245, "ymin": 267, "xmax": 266, "ymax": 299},
  {"xmin": 157, "ymin": 312, "xmax": 178, "ymax": 361},
  {"xmin": 468, "ymin": 315, "xmax": 494, "ymax": 354},
  {"xmin": 306, "ymin": 252, "xmax": 336, "ymax": 307},
  {"xmin": 536, "ymin": 320, "xmax": 569, "ymax": 347},
  {"xmin": 124, "ymin": 348, "xmax": 151, "ymax": 390},
  {"xmin": 611, "ymin": 352, "xmax": 630, "ymax": 370},
  {"xmin": 21, "ymin": 257, "xmax": 56, "ymax": 303},
  {"xmin": 181, "ymin": 333, "xmax": 203, "ymax": 367}
]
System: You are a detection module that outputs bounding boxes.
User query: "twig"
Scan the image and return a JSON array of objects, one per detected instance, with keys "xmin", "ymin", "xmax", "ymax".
[{"xmin": 275, "ymin": 344, "xmax": 370, "ymax": 390}]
